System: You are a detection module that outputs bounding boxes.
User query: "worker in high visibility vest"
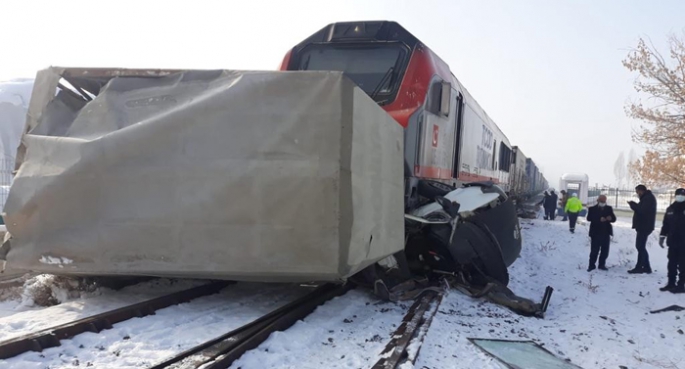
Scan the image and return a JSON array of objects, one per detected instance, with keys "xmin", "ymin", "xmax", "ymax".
[{"xmin": 564, "ymin": 193, "xmax": 583, "ymax": 233}]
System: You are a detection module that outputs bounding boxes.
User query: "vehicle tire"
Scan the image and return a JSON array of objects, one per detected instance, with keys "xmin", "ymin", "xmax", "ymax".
[
  {"xmin": 447, "ymin": 220, "xmax": 509, "ymax": 286},
  {"xmin": 417, "ymin": 180, "xmax": 455, "ymax": 201}
]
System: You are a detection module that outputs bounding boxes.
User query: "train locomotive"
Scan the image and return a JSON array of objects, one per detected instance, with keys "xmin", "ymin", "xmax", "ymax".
[{"xmin": 280, "ymin": 21, "xmax": 548, "ymax": 289}]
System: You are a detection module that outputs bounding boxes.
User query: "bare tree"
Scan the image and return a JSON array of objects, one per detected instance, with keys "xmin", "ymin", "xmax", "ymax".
[
  {"xmin": 623, "ymin": 34, "xmax": 685, "ymax": 187},
  {"xmin": 614, "ymin": 151, "xmax": 626, "ymax": 188},
  {"xmin": 627, "ymin": 149, "xmax": 639, "ymax": 188}
]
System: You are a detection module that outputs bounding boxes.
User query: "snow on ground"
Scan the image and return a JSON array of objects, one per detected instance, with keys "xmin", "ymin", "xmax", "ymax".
[
  {"xmin": 229, "ymin": 289, "xmax": 409, "ymax": 369},
  {"xmin": 223, "ymin": 216, "xmax": 684, "ymax": 369},
  {"xmin": 0, "ymin": 282, "xmax": 312, "ymax": 369},
  {"xmin": 416, "ymin": 216, "xmax": 685, "ymax": 369},
  {"xmin": 1, "ymin": 215, "xmax": 683, "ymax": 368},
  {"xmin": 0, "ymin": 278, "xmax": 207, "ymax": 337}
]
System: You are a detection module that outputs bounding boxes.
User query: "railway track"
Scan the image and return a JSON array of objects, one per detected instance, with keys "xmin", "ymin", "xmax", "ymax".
[
  {"xmin": 0, "ymin": 281, "xmax": 231, "ymax": 360},
  {"xmin": 149, "ymin": 282, "xmax": 352, "ymax": 369},
  {"xmin": 372, "ymin": 291, "xmax": 443, "ymax": 369},
  {"xmin": 1, "ymin": 278, "xmax": 444, "ymax": 368},
  {"xmin": 0, "ymin": 280, "xmax": 354, "ymax": 368}
]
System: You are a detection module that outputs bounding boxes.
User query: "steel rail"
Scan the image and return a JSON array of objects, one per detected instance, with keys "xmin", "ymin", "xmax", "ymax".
[
  {"xmin": 149, "ymin": 282, "xmax": 352, "ymax": 369},
  {"xmin": 371, "ymin": 290, "xmax": 443, "ymax": 369},
  {"xmin": 0, "ymin": 281, "xmax": 231, "ymax": 359}
]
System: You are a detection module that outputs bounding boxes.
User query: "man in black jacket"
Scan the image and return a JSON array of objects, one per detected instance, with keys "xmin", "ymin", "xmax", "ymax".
[
  {"xmin": 658, "ymin": 188, "xmax": 685, "ymax": 293},
  {"xmin": 628, "ymin": 184, "xmax": 657, "ymax": 274},
  {"xmin": 545, "ymin": 190, "xmax": 559, "ymax": 221},
  {"xmin": 586, "ymin": 195, "xmax": 616, "ymax": 271}
]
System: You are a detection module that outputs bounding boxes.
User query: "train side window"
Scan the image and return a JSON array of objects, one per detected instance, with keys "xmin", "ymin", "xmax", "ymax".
[
  {"xmin": 427, "ymin": 81, "xmax": 451, "ymax": 116},
  {"xmin": 499, "ymin": 142, "xmax": 512, "ymax": 172},
  {"xmin": 439, "ymin": 82, "xmax": 451, "ymax": 116}
]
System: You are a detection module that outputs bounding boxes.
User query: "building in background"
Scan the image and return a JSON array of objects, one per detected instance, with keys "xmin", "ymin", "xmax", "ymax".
[{"xmin": 558, "ymin": 173, "xmax": 589, "ymax": 217}]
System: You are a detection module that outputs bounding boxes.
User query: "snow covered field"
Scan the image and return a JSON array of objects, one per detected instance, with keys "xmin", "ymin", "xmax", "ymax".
[{"xmin": 0, "ymin": 215, "xmax": 683, "ymax": 368}]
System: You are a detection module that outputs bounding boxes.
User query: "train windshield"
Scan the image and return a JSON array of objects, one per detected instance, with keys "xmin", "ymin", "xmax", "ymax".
[{"xmin": 296, "ymin": 43, "xmax": 408, "ymax": 103}]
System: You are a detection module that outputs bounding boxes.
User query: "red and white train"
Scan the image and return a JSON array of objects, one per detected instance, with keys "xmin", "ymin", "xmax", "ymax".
[{"xmin": 279, "ymin": 21, "xmax": 547, "ymax": 201}]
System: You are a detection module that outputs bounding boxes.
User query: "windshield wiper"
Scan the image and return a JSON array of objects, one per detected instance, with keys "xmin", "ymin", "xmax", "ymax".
[{"xmin": 370, "ymin": 66, "xmax": 395, "ymax": 100}]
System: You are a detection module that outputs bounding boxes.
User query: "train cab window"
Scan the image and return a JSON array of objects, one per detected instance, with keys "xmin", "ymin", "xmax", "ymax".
[{"xmin": 296, "ymin": 44, "xmax": 408, "ymax": 103}]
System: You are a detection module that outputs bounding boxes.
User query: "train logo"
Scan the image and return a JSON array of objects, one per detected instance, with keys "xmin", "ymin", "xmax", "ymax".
[{"xmin": 432, "ymin": 124, "xmax": 439, "ymax": 147}]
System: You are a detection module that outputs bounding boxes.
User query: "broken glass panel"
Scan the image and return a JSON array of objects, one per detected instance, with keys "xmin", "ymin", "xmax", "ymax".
[{"xmin": 469, "ymin": 338, "xmax": 583, "ymax": 369}]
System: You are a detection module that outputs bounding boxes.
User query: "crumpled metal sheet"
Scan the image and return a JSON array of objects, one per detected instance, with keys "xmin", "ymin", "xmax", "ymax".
[{"xmin": 2, "ymin": 68, "xmax": 405, "ymax": 282}]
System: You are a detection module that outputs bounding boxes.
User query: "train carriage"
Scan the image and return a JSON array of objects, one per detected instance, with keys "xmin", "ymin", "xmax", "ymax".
[{"xmin": 509, "ymin": 146, "xmax": 528, "ymax": 197}]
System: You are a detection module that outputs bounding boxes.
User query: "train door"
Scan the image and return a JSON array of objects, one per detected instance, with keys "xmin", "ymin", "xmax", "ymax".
[
  {"xmin": 415, "ymin": 79, "xmax": 456, "ymax": 180},
  {"xmin": 492, "ymin": 140, "xmax": 499, "ymax": 174},
  {"xmin": 452, "ymin": 93, "xmax": 464, "ymax": 182}
]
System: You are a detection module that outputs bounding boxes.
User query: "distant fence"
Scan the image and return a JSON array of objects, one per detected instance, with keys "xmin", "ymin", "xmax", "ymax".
[{"xmin": 587, "ymin": 187, "xmax": 673, "ymax": 213}]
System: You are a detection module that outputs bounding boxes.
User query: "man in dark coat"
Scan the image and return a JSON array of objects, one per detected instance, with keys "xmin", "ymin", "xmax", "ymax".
[
  {"xmin": 628, "ymin": 184, "xmax": 657, "ymax": 274},
  {"xmin": 586, "ymin": 195, "xmax": 616, "ymax": 271},
  {"xmin": 545, "ymin": 190, "xmax": 559, "ymax": 221},
  {"xmin": 658, "ymin": 188, "xmax": 685, "ymax": 293}
]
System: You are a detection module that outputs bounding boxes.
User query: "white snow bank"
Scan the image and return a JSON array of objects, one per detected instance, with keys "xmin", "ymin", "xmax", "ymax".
[{"xmin": 18, "ymin": 274, "xmax": 86, "ymax": 308}]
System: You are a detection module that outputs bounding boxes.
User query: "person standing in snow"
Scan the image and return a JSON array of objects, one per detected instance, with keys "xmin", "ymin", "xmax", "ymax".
[
  {"xmin": 564, "ymin": 193, "xmax": 583, "ymax": 233},
  {"xmin": 658, "ymin": 188, "xmax": 685, "ymax": 293},
  {"xmin": 627, "ymin": 184, "xmax": 657, "ymax": 274},
  {"xmin": 559, "ymin": 190, "xmax": 568, "ymax": 222},
  {"xmin": 559, "ymin": 190, "xmax": 569, "ymax": 221},
  {"xmin": 545, "ymin": 190, "xmax": 559, "ymax": 221},
  {"xmin": 586, "ymin": 195, "xmax": 616, "ymax": 271},
  {"xmin": 538, "ymin": 191, "xmax": 549, "ymax": 219}
]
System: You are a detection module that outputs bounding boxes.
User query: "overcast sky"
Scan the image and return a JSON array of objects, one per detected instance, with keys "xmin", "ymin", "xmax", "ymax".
[{"xmin": 2, "ymin": 0, "xmax": 684, "ymax": 187}]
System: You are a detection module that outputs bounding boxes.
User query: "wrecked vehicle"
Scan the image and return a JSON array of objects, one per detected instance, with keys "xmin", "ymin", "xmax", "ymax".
[{"xmin": 2, "ymin": 21, "xmax": 548, "ymax": 301}]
